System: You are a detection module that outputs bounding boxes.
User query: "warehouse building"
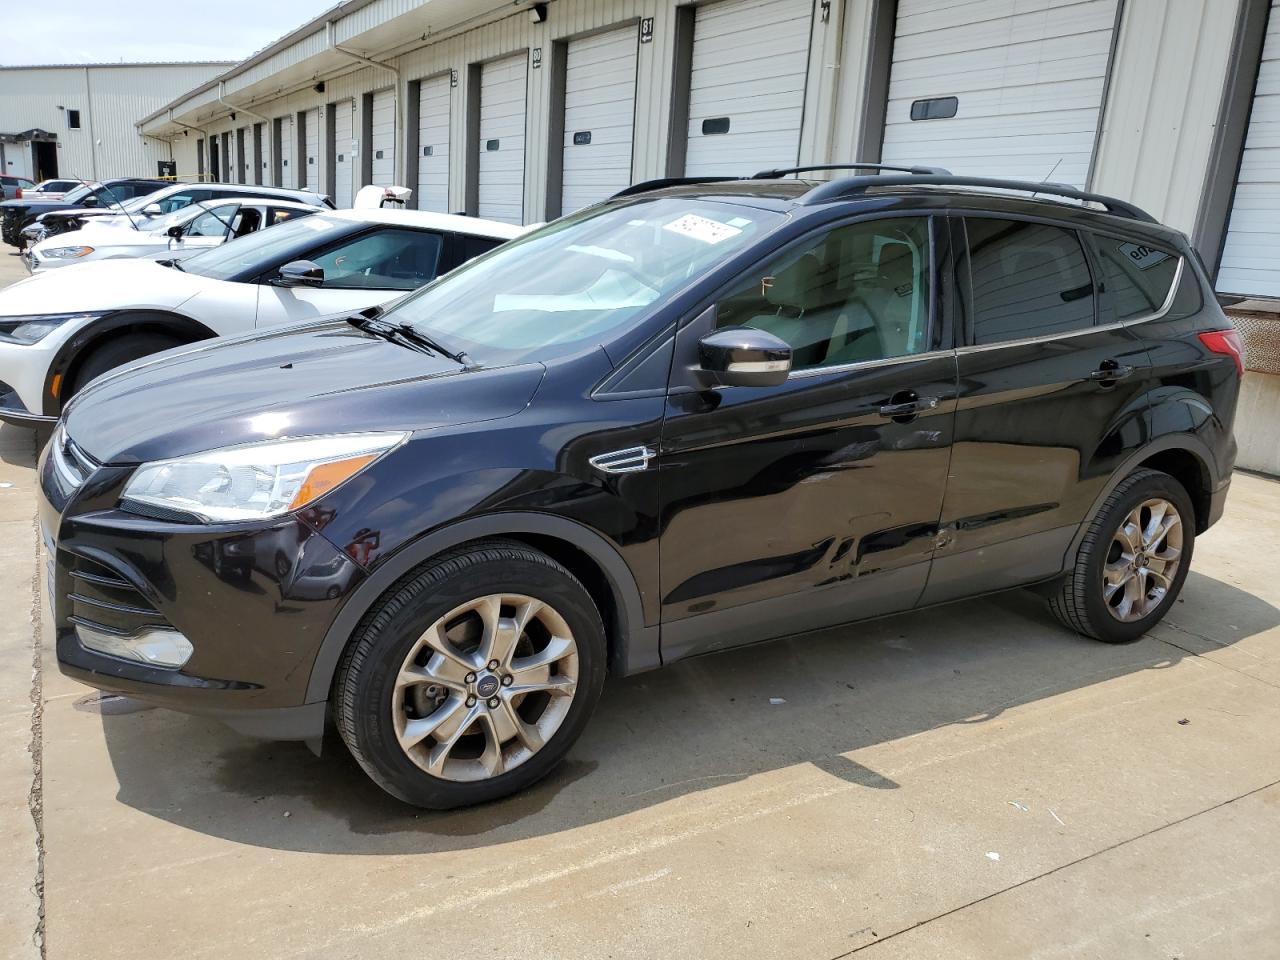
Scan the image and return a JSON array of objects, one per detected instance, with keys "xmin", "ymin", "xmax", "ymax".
[
  {"xmin": 0, "ymin": 62, "xmax": 234, "ymax": 183},
  {"xmin": 128, "ymin": 0, "xmax": 1280, "ymax": 470}
]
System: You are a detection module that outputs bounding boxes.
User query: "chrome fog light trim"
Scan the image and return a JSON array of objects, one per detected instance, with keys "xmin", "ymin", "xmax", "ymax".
[{"xmin": 75, "ymin": 624, "xmax": 194, "ymax": 669}]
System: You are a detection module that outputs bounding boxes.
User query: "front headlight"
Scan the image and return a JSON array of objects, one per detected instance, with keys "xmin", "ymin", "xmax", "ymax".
[
  {"xmin": 0, "ymin": 311, "xmax": 103, "ymax": 344},
  {"xmin": 122, "ymin": 433, "xmax": 407, "ymax": 523},
  {"xmin": 40, "ymin": 245, "xmax": 94, "ymax": 260}
]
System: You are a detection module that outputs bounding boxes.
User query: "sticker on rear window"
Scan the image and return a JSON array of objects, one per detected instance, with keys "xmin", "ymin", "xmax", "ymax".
[
  {"xmin": 1117, "ymin": 241, "xmax": 1171, "ymax": 271},
  {"xmin": 662, "ymin": 213, "xmax": 742, "ymax": 245}
]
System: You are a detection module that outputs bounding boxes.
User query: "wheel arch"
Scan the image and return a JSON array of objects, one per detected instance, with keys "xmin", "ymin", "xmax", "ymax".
[
  {"xmin": 304, "ymin": 512, "xmax": 659, "ymax": 705},
  {"xmin": 1070, "ymin": 433, "xmax": 1221, "ymax": 561},
  {"xmin": 43, "ymin": 309, "xmax": 218, "ymax": 415}
]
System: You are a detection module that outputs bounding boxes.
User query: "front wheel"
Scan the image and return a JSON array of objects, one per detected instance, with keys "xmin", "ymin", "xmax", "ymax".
[
  {"xmin": 333, "ymin": 540, "xmax": 607, "ymax": 808},
  {"xmin": 1048, "ymin": 468, "xmax": 1194, "ymax": 643}
]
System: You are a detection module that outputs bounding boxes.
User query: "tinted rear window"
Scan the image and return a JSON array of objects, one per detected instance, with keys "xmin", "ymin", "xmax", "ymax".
[{"xmin": 1092, "ymin": 234, "xmax": 1182, "ymax": 323}]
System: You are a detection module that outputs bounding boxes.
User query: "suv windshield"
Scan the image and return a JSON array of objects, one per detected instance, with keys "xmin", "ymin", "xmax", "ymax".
[
  {"xmin": 180, "ymin": 214, "xmax": 352, "ymax": 281},
  {"xmin": 387, "ymin": 198, "xmax": 781, "ymax": 363}
]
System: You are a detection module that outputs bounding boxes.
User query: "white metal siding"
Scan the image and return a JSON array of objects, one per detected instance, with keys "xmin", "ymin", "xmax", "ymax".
[
  {"xmin": 304, "ymin": 107, "xmax": 320, "ymax": 190},
  {"xmin": 881, "ymin": 0, "xmax": 1120, "ymax": 188},
  {"xmin": 478, "ymin": 53, "xmax": 529, "ymax": 224},
  {"xmin": 334, "ymin": 102, "xmax": 355, "ymax": 206},
  {"xmin": 417, "ymin": 75, "xmax": 451, "ymax": 212},
  {"xmin": 684, "ymin": 0, "xmax": 813, "ymax": 177},
  {"xmin": 562, "ymin": 25, "xmax": 638, "ymax": 213},
  {"xmin": 372, "ymin": 89, "xmax": 396, "ymax": 186},
  {"xmin": 1219, "ymin": 1, "xmax": 1280, "ymax": 298}
]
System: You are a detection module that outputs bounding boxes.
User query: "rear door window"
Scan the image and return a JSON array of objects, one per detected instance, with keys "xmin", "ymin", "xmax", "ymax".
[
  {"xmin": 962, "ymin": 218, "xmax": 1097, "ymax": 345},
  {"xmin": 1091, "ymin": 234, "xmax": 1181, "ymax": 323}
]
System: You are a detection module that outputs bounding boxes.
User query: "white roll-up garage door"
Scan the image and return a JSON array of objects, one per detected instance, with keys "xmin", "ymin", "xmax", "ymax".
[
  {"xmin": 334, "ymin": 103, "xmax": 354, "ymax": 206},
  {"xmin": 478, "ymin": 53, "xmax": 528, "ymax": 224},
  {"xmin": 417, "ymin": 75, "xmax": 451, "ymax": 213},
  {"xmin": 880, "ymin": 0, "xmax": 1120, "ymax": 188},
  {"xmin": 372, "ymin": 89, "xmax": 396, "ymax": 187},
  {"xmin": 683, "ymin": 0, "xmax": 812, "ymax": 178},
  {"xmin": 303, "ymin": 107, "xmax": 320, "ymax": 191},
  {"xmin": 561, "ymin": 26, "xmax": 638, "ymax": 213},
  {"xmin": 1218, "ymin": 0, "xmax": 1280, "ymax": 298},
  {"xmin": 277, "ymin": 115, "xmax": 294, "ymax": 188}
]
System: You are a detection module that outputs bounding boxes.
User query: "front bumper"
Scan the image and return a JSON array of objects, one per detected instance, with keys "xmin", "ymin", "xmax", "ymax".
[
  {"xmin": 40, "ymin": 436, "xmax": 366, "ymax": 740},
  {"xmin": 0, "ymin": 378, "xmax": 54, "ymax": 426}
]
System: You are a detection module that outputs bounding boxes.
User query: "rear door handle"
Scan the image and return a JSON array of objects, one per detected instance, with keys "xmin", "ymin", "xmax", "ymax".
[
  {"xmin": 1089, "ymin": 362, "xmax": 1134, "ymax": 382},
  {"xmin": 879, "ymin": 396, "xmax": 940, "ymax": 419}
]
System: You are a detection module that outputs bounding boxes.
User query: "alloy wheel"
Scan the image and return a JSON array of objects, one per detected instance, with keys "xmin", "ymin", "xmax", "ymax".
[
  {"xmin": 390, "ymin": 594, "xmax": 579, "ymax": 782},
  {"xmin": 1102, "ymin": 497, "xmax": 1184, "ymax": 622}
]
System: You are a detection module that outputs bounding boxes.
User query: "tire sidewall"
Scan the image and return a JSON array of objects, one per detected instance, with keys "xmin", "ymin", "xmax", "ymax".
[
  {"xmin": 344, "ymin": 554, "xmax": 606, "ymax": 808},
  {"xmin": 1081, "ymin": 473, "xmax": 1196, "ymax": 643}
]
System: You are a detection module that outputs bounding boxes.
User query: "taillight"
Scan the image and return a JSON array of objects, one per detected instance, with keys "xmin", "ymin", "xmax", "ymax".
[
  {"xmin": 14, "ymin": 188, "xmax": 21, "ymax": 199},
  {"xmin": 1198, "ymin": 328, "xmax": 1245, "ymax": 376}
]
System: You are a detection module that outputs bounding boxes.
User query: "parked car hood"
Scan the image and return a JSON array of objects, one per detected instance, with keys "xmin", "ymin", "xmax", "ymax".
[
  {"xmin": 37, "ymin": 226, "xmax": 161, "ymax": 250},
  {"xmin": 64, "ymin": 319, "xmax": 546, "ymax": 464},
  {"xmin": 0, "ymin": 260, "xmax": 211, "ymax": 314}
]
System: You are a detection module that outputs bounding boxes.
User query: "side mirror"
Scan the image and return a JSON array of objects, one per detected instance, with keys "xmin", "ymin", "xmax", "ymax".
[
  {"xmin": 82, "ymin": 195, "xmax": 98, "ymax": 207},
  {"xmin": 143, "ymin": 203, "xmax": 164, "ymax": 217},
  {"xmin": 273, "ymin": 259, "xmax": 324, "ymax": 288},
  {"xmin": 166, "ymin": 224, "xmax": 184, "ymax": 239},
  {"xmin": 697, "ymin": 326, "xmax": 792, "ymax": 388}
]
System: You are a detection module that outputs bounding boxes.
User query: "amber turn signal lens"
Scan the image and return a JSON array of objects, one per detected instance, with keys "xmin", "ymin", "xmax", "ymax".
[{"xmin": 288, "ymin": 454, "xmax": 378, "ymax": 510}]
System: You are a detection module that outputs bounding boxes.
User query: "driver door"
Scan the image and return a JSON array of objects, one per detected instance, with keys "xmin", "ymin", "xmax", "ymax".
[
  {"xmin": 171, "ymin": 202, "xmax": 241, "ymax": 255},
  {"xmin": 658, "ymin": 215, "xmax": 959, "ymax": 661},
  {"xmin": 254, "ymin": 227, "xmax": 446, "ymax": 327}
]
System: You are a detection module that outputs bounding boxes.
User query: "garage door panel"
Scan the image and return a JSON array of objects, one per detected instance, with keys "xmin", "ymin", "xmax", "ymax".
[
  {"xmin": 683, "ymin": 0, "xmax": 812, "ymax": 178},
  {"xmin": 880, "ymin": 0, "xmax": 1117, "ymax": 188},
  {"xmin": 562, "ymin": 26, "xmax": 637, "ymax": 213},
  {"xmin": 371, "ymin": 89, "xmax": 395, "ymax": 187},
  {"xmin": 334, "ymin": 104, "xmax": 354, "ymax": 206},
  {"xmin": 418, "ymin": 75, "xmax": 450, "ymax": 213},
  {"xmin": 479, "ymin": 53, "xmax": 528, "ymax": 224},
  {"xmin": 1219, "ymin": 0, "xmax": 1280, "ymax": 295}
]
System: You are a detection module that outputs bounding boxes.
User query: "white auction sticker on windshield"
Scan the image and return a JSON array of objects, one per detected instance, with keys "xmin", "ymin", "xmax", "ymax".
[{"xmin": 662, "ymin": 213, "xmax": 741, "ymax": 245}]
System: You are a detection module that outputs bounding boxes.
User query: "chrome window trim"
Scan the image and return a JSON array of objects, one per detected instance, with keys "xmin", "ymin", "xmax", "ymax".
[
  {"xmin": 954, "ymin": 255, "xmax": 1185, "ymax": 355},
  {"xmin": 787, "ymin": 347, "xmax": 956, "ymax": 379}
]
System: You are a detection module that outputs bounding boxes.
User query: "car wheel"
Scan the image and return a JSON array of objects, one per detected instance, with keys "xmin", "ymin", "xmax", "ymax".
[
  {"xmin": 68, "ymin": 332, "xmax": 184, "ymax": 400},
  {"xmin": 333, "ymin": 539, "xmax": 607, "ymax": 808},
  {"xmin": 1048, "ymin": 468, "xmax": 1194, "ymax": 643}
]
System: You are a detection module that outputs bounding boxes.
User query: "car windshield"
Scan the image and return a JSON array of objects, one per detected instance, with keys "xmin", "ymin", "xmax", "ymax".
[
  {"xmin": 386, "ymin": 198, "xmax": 781, "ymax": 363},
  {"xmin": 179, "ymin": 214, "xmax": 352, "ymax": 281}
]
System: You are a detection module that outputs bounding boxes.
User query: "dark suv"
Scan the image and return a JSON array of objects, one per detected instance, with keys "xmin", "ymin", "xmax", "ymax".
[
  {"xmin": 1, "ymin": 178, "xmax": 169, "ymax": 247},
  {"xmin": 39, "ymin": 165, "xmax": 1242, "ymax": 808}
]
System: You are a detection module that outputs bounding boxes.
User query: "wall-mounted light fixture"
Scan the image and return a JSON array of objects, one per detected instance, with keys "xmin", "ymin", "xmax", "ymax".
[{"xmin": 529, "ymin": 3, "xmax": 548, "ymax": 23}]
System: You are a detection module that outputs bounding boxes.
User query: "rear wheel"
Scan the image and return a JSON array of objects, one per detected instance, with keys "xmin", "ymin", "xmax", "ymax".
[
  {"xmin": 1048, "ymin": 468, "xmax": 1194, "ymax": 643},
  {"xmin": 334, "ymin": 540, "xmax": 607, "ymax": 808},
  {"xmin": 68, "ymin": 332, "xmax": 184, "ymax": 400}
]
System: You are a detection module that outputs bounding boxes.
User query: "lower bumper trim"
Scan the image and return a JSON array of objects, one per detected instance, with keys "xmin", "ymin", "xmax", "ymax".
[{"xmin": 0, "ymin": 383, "xmax": 54, "ymax": 426}]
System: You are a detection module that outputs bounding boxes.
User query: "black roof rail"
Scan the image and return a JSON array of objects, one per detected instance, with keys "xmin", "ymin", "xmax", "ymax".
[
  {"xmin": 610, "ymin": 176, "xmax": 741, "ymax": 199},
  {"xmin": 751, "ymin": 162, "xmax": 952, "ymax": 179},
  {"xmin": 799, "ymin": 174, "xmax": 1157, "ymax": 222}
]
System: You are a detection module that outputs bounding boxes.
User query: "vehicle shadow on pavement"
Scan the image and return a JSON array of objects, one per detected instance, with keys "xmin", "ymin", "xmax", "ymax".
[
  {"xmin": 0, "ymin": 424, "xmax": 37, "ymax": 469},
  {"xmin": 96, "ymin": 570, "xmax": 1277, "ymax": 853}
]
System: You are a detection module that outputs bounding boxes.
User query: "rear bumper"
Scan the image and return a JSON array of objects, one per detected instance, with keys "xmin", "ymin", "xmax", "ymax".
[{"xmin": 1206, "ymin": 474, "xmax": 1231, "ymax": 530}]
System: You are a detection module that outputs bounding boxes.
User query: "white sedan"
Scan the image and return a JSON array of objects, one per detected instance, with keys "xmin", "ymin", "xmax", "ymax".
[
  {"xmin": 24, "ymin": 198, "xmax": 321, "ymax": 271},
  {"xmin": 0, "ymin": 208, "xmax": 523, "ymax": 426}
]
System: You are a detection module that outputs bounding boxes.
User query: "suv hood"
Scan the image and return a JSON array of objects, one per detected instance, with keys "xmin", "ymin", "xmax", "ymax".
[
  {"xmin": 64, "ymin": 319, "xmax": 546, "ymax": 464},
  {"xmin": 0, "ymin": 259, "xmax": 209, "ymax": 313}
]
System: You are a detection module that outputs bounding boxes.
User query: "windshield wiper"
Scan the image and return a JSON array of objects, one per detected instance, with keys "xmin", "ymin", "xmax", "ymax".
[{"xmin": 346, "ymin": 313, "xmax": 472, "ymax": 366}]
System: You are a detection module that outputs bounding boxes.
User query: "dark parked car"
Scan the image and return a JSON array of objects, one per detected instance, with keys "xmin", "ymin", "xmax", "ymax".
[
  {"xmin": 40, "ymin": 166, "xmax": 1242, "ymax": 809},
  {"xmin": 1, "ymin": 177, "xmax": 169, "ymax": 247},
  {"xmin": 0, "ymin": 175, "xmax": 37, "ymax": 201}
]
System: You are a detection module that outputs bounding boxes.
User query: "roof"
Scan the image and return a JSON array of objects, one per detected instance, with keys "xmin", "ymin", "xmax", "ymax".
[
  {"xmin": 0, "ymin": 61, "xmax": 236, "ymax": 70},
  {"xmin": 324, "ymin": 208, "xmax": 526, "ymax": 239}
]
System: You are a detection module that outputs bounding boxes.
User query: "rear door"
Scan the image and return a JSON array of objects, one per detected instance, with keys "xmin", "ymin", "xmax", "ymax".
[
  {"xmin": 921, "ymin": 214, "xmax": 1156, "ymax": 605},
  {"xmin": 254, "ymin": 226, "xmax": 446, "ymax": 327},
  {"xmin": 658, "ymin": 213, "xmax": 958, "ymax": 661}
]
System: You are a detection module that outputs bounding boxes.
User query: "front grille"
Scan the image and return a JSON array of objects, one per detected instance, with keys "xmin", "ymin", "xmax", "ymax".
[{"xmin": 65, "ymin": 553, "xmax": 170, "ymax": 637}]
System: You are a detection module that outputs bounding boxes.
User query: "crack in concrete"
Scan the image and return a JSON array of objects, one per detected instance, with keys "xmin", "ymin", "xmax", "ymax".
[
  {"xmin": 1153, "ymin": 621, "xmax": 1280, "ymax": 693},
  {"xmin": 828, "ymin": 776, "xmax": 1280, "ymax": 958},
  {"xmin": 27, "ymin": 512, "xmax": 45, "ymax": 960}
]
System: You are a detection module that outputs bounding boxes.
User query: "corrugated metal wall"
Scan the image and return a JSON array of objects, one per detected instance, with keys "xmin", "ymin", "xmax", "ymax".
[{"xmin": 0, "ymin": 63, "xmax": 229, "ymax": 181}]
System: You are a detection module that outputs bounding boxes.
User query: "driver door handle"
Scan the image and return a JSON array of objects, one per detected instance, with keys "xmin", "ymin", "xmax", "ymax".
[{"xmin": 879, "ymin": 396, "xmax": 939, "ymax": 419}]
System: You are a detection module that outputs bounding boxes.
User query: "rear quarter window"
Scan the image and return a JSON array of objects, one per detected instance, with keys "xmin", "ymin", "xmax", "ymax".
[{"xmin": 1092, "ymin": 234, "xmax": 1186, "ymax": 322}]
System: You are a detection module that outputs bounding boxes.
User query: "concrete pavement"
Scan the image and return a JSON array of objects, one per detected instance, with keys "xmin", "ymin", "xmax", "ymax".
[{"xmin": 2, "ymin": 248, "xmax": 1279, "ymax": 958}]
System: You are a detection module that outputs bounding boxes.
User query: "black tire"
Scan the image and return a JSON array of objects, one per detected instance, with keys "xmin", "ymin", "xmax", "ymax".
[
  {"xmin": 1048, "ymin": 468, "xmax": 1195, "ymax": 643},
  {"xmin": 334, "ymin": 539, "xmax": 607, "ymax": 808},
  {"xmin": 68, "ymin": 332, "xmax": 184, "ymax": 399}
]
